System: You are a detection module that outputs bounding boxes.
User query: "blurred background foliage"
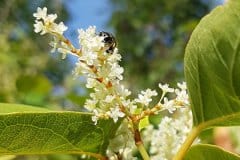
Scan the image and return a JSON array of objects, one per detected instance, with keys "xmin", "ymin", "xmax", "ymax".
[
  {"xmin": 0, "ymin": 0, "xmax": 224, "ymax": 160},
  {"xmin": 109, "ymin": 0, "xmax": 215, "ymax": 93},
  {"xmin": 0, "ymin": 0, "xmax": 88, "ymax": 110}
]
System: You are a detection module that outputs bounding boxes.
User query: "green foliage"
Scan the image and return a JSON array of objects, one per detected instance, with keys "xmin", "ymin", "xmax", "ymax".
[
  {"xmin": 0, "ymin": 2, "xmax": 75, "ymax": 159},
  {"xmin": 0, "ymin": 103, "xmax": 49, "ymax": 113},
  {"xmin": 16, "ymin": 75, "xmax": 52, "ymax": 105},
  {"xmin": 0, "ymin": 156, "xmax": 16, "ymax": 160},
  {"xmin": 0, "ymin": 0, "xmax": 68, "ymax": 33},
  {"xmin": 184, "ymin": 144, "xmax": 240, "ymax": 160},
  {"xmin": 0, "ymin": 1, "xmax": 82, "ymax": 109},
  {"xmin": 139, "ymin": 116, "xmax": 149, "ymax": 131},
  {"xmin": 0, "ymin": 103, "xmax": 119, "ymax": 158},
  {"xmin": 2, "ymin": 0, "xmax": 240, "ymax": 159},
  {"xmin": 0, "ymin": 28, "xmax": 51, "ymax": 104},
  {"xmin": 175, "ymin": 0, "xmax": 240, "ymax": 159},
  {"xmin": 185, "ymin": 0, "xmax": 240, "ymax": 126}
]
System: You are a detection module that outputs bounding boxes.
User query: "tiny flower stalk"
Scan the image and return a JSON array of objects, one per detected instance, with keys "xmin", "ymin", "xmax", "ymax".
[{"xmin": 34, "ymin": 7, "xmax": 195, "ymax": 160}]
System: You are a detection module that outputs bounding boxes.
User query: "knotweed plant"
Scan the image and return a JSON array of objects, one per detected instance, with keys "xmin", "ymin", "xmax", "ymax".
[{"xmin": 33, "ymin": 7, "xmax": 193, "ymax": 160}]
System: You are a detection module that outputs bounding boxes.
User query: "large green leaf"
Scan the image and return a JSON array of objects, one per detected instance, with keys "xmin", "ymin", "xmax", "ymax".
[
  {"xmin": 184, "ymin": 144, "xmax": 240, "ymax": 160},
  {"xmin": 0, "ymin": 156, "xmax": 16, "ymax": 160},
  {"xmin": 0, "ymin": 103, "xmax": 119, "ymax": 159},
  {"xmin": 185, "ymin": 0, "xmax": 240, "ymax": 127},
  {"xmin": 0, "ymin": 103, "xmax": 49, "ymax": 113}
]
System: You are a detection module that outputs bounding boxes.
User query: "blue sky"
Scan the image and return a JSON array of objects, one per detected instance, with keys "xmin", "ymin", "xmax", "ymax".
[
  {"xmin": 64, "ymin": 0, "xmax": 112, "ymax": 30},
  {"xmin": 64, "ymin": 0, "xmax": 112, "ymax": 46},
  {"xmin": 64, "ymin": 0, "xmax": 225, "ymax": 29},
  {"xmin": 64, "ymin": 0, "xmax": 224, "ymax": 43}
]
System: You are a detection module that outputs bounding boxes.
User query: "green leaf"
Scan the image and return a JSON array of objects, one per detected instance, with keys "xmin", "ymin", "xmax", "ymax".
[
  {"xmin": 185, "ymin": 0, "xmax": 240, "ymax": 127},
  {"xmin": 139, "ymin": 116, "xmax": 149, "ymax": 131},
  {"xmin": 0, "ymin": 156, "xmax": 16, "ymax": 160},
  {"xmin": 0, "ymin": 103, "xmax": 50, "ymax": 113},
  {"xmin": 184, "ymin": 144, "xmax": 240, "ymax": 160},
  {"xmin": 0, "ymin": 103, "xmax": 119, "ymax": 158}
]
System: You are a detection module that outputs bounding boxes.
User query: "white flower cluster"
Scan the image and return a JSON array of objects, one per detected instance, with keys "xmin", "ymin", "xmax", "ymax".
[
  {"xmin": 33, "ymin": 7, "xmax": 131, "ymax": 124},
  {"xmin": 143, "ymin": 106, "xmax": 193, "ymax": 160},
  {"xmin": 33, "ymin": 7, "xmax": 75, "ymax": 59},
  {"xmin": 135, "ymin": 89, "xmax": 158, "ymax": 106},
  {"xmin": 141, "ymin": 82, "xmax": 195, "ymax": 160},
  {"xmin": 33, "ymin": 8, "xmax": 195, "ymax": 160},
  {"xmin": 106, "ymin": 82, "xmax": 192, "ymax": 160},
  {"xmin": 106, "ymin": 120, "xmax": 138, "ymax": 160},
  {"xmin": 159, "ymin": 82, "xmax": 189, "ymax": 113},
  {"xmin": 74, "ymin": 26, "xmax": 131, "ymax": 124},
  {"xmin": 133, "ymin": 82, "xmax": 188, "ymax": 115},
  {"xmin": 33, "ymin": 7, "xmax": 67, "ymax": 35},
  {"xmin": 33, "ymin": 7, "xmax": 190, "ymax": 126}
]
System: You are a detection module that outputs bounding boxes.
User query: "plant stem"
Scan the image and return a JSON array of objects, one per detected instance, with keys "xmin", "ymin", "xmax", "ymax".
[
  {"xmin": 136, "ymin": 142, "xmax": 151, "ymax": 160},
  {"xmin": 133, "ymin": 122, "xmax": 151, "ymax": 160},
  {"xmin": 173, "ymin": 127, "xmax": 201, "ymax": 160}
]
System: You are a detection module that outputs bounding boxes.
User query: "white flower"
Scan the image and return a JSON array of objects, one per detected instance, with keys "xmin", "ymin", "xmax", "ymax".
[
  {"xmin": 135, "ymin": 89, "xmax": 157, "ymax": 106},
  {"xmin": 86, "ymin": 78, "xmax": 98, "ymax": 88},
  {"xmin": 34, "ymin": 10, "xmax": 129, "ymax": 124},
  {"xmin": 90, "ymin": 89, "xmax": 108, "ymax": 102},
  {"xmin": 92, "ymin": 109, "xmax": 100, "ymax": 125},
  {"xmin": 107, "ymin": 120, "xmax": 137, "ymax": 160},
  {"xmin": 45, "ymin": 14, "xmax": 57, "ymax": 23},
  {"xmin": 81, "ymin": 51, "xmax": 98, "ymax": 66},
  {"xmin": 84, "ymin": 99, "xmax": 97, "ymax": 111},
  {"xmin": 175, "ymin": 89, "xmax": 188, "ymax": 104},
  {"xmin": 33, "ymin": 21, "xmax": 44, "ymax": 34},
  {"xmin": 143, "ymin": 105, "xmax": 195, "ymax": 160},
  {"xmin": 109, "ymin": 63, "xmax": 124, "ymax": 80},
  {"xmin": 84, "ymin": 26, "xmax": 96, "ymax": 36},
  {"xmin": 158, "ymin": 83, "xmax": 174, "ymax": 93},
  {"xmin": 33, "ymin": 7, "xmax": 47, "ymax": 20},
  {"xmin": 78, "ymin": 26, "xmax": 104, "ymax": 51},
  {"xmin": 107, "ymin": 49, "xmax": 121, "ymax": 63},
  {"xmin": 177, "ymin": 82, "xmax": 187, "ymax": 90},
  {"xmin": 175, "ymin": 82, "xmax": 189, "ymax": 106},
  {"xmin": 73, "ymin": 61, "xmax": 93, "ymax": 80},
  {"xmin": 107, "ymin": 107, "xmax": 125, "ymax": 123},
  {"xmin": 116, "ymin": 85, "xmax": 131, "ymax": 98},
  {"xmin": 55, "ymin": 22, "xmax": 68, "ymax": 35},
  {"xmin": 33, "ymin": 7, "xmax": 67, "ymax": 36},
  {"xmin": 104, "ymin": 95, "xmax": 116, "ymax": 103},
  {"xmin": 163, "ymin": 97, "xmax": 176, "ymax": 113},
  {"xmin": 122, "ymin": 99, "xmax": 137, "ymax": 114}
]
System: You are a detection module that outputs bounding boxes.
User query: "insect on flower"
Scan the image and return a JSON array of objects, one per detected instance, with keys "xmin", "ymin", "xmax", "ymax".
[{"xmin": 98, "ymin": 31, "xmax": 117, "ymax": 54}]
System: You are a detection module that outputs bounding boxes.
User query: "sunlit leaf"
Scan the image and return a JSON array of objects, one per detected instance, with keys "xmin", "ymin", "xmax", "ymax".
[
  {"xmin": 0, "ymin": 155, "xmax": 16, "ymax": 160},
  {"xmin": 139, "ymin": 116, "xmax": 149, "ymax": 131},
  {"xmin": 185, "ymin": 0, "xmax": 240, "ymax": 127},
  {"xmin": 184, "ymin": 144, "xmax": 240, "ymax": 160},
  {"xmin": 0, "ymin": 103, "xmax": 119, "ymax": 158}
]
